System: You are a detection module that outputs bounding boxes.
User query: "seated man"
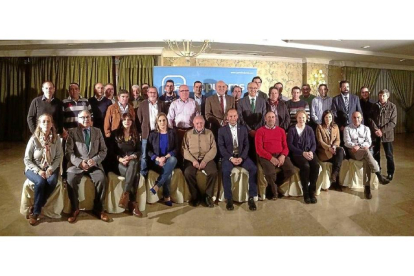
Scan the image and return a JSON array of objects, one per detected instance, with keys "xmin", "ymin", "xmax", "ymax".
[
  {"xmin": 65, "ymin": 110, "xmax": 110, "ymax": 223},
  {"xmin": 255, "ymin": 111, "xmax": 296, "ymax": 199},
  {"xmin": 182, "ymin": 115, "xmax": 218, "ymax": 208},
  {"xmin": 344, "ymin": 111, "xmax": 390, "ymax": 199},
  {"xmin": 218, "ymin": 109, "xmax": 257, "ymax": 211}
]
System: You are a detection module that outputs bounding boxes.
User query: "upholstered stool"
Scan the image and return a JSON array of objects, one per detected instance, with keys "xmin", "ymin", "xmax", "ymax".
[
  {"xmin": 62, "ymin": 176, "xmax": 95, "ymax": 213},
  {"xmin": 340, "ymin": 159, "xmax": 379, "ymax": 190},
  {"xmin": 315, "ymin": 162, "xmax": 333, "ymax": 195},
  {"xmin": 217, "ymin": 166, "xmax": 251, "ymax": 202},
  {"xmin": 146, "ymin": 169, "xmax": 191, "ymax": 204}
]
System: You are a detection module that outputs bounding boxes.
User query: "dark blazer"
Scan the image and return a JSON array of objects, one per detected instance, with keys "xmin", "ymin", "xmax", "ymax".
[
  {"xmin": 237, "ymin": 96, "xmax": 267, "ymax": 132},
  {"xmin": 136, "ymin": 100, "xmax": 167, "ymax": 140},
  {"xmin": 65, "ymin": 126, "xmax": 107, "ymax": 173},
  {"xmin": 147, "ymin": 128, "xmax": 178, "ymax": 159},
  {"xmin": 217, "ymin": 124, "xmax": 249, "ymax": 161},
  {"xmin": 205, "ymin": 94, "xmax": 235, "ymax": 126},
  {"xmin": 243, "ymin": 90, "xmax": 268, "ymax": 100},
  {"xmin": 369, "ymin": 101, "xmax": 397, "ymax": 142},
  {"xmin": 331, "ymin": 93, "xmax": 362, "ymax": 128},
  {"xmin": 190, "ymin": 94, "xmax": 207, "ymax": 117},
  {"xmin": 266, "ymin": 100, "xmax": 290, "ymax": 131},
  {"xmin": 287, "ymin": 125, "xmax": 316, "ymax": 156}
]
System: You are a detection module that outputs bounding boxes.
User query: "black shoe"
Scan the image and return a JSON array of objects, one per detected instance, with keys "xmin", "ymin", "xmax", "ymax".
[
  {"xmin": 226, "ymin": 199, "xmax": 234, "ymax": 211},
  {"xmin": 205, "ymin": 196, "xmax": 214, "ymax": 208},
  {"xmin": 310, "ymin": 197, "xmax": 317, "ymax": 204},
  {"xmin": 336, "ymin": 182, "xmax": 343, "ymax": 192},
  {"xmin": 387, "ymin": 174, "xmax": 393, "ymax": 181},
  {"xmin": 376, "ymin": 172, "xmax": 390, "ymax": 185},
  {"xmin": 248, "ymin": 197, "xmax": 256, "ymax": 211},
  {"xmin": 364, "ymin": 186, "xmax": 372, "ymax": 199},
  {"xmin": 304, "ymin": 197, "xmax": 311, "ymax": 204},
  {"xmin": 190, "ymin": 199, "xmax": 200, "ymax": 207}
]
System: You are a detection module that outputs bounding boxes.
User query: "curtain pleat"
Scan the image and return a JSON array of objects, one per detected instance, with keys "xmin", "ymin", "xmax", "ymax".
[{"xmin": 117, "ymin": 56, "xmax": 155, "ymax": 91}]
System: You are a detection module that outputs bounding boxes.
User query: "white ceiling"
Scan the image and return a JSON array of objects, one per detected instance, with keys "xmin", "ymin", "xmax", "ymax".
[{"xmin": 0, "ymin": 40, "xmax": 413, "ymax": 68}]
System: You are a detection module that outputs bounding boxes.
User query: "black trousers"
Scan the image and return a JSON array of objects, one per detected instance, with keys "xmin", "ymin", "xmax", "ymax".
[
  {"xmin": 290, "ymin": 155, "xmax": 320, "ymax": 198},
  {"xmin": 373, "ymin": 138, "xmax": 395, "ymax": 176}
]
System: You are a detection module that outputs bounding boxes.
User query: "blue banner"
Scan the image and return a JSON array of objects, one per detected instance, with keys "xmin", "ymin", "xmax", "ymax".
[{"xmin": 153, "ymin": 66, "xmax": 257, "ymax": 97}]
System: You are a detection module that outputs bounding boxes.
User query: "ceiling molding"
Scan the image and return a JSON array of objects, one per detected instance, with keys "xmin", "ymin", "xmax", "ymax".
[
  {"xmin": 302, "ymin": 58, "xmax": 332, "ymax": 65},
  {"xmin": 194, "ymin": 53, "xmax": 303, "ymax": 63},
  {"xmin": 329, "ymin": 60, "xmax": 414, "ymax": 71}
]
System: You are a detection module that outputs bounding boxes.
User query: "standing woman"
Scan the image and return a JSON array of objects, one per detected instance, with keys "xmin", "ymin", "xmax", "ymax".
[
  {"xmin": 113, "ymin": 113, "xmax": 142, "ymax": 217},
  {"xmin": 316, "ymin": 110, "xmax": 344, "ymax": 191},
  {"xmin": 147, "ymin": 112, "xmax": 178, "ymax": 206},
  {"xmin": 287, "ymin": 110, "xmax": 320, "ymax": 204},
  {"xmin": 24, "ymin": 113, "xmax": 62, "ymax": 225}
]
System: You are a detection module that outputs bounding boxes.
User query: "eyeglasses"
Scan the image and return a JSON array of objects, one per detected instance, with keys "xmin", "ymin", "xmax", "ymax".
[{"xmin": 79, "ymin": 116, "xmax": 91, "ymax": 120}]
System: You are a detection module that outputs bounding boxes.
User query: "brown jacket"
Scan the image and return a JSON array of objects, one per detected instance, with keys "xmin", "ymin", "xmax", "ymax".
[
  {"xmin": 205, "ymin": 94, "xmax": 235, "ymax": 126},
  {"xmin": 369, "ymin": 101, "xmax": 397, "ymax": 142},
  {"xmin": 104, "ymin": 103, "xmax": 135, "ymax": 137},
  {"xmin": 136, "ymin": 100, "xmax": 166, "ymax": 140},
  {"xmin": 182, "ymin": 128, "xmax": 217, "ymax": 164},
  {"xmin": 316, "ymin": 124, "xmax": 341, "ymax": 161}
]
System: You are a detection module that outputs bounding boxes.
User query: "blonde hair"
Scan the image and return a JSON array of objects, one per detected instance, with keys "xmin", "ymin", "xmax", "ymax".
[
  {"xmin": 295, "ymin": 110, "xmax": 308, "ymax": 120},
  {"xmin": 155, "ymin": 112, "xmax": 168, "ymax": 132},
  {"xmin": 34, "ymin": 113, "xmax": 57, "ymax": 143}
]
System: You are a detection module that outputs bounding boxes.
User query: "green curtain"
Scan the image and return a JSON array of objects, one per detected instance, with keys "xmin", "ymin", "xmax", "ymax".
[
  {"xmin": 344, "ymin": 67, "xmax": 380, "ymax": 95},
  {"xmin": 29, "ymin": 56, "xmax": 113, "ymax": 100},
  {"xmin": 117, "ymin": 56, "xmax": 155, "ymax": 92},
  {"xmin": 387, "ymin": 70, "xmax": 414, "ymax": 132},
  {"xmin": 0, "ymin": 57, "xmax": 27, "ymax": 141}
]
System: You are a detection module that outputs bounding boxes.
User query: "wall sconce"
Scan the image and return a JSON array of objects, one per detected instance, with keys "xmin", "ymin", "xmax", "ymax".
[{"xmin": 310, "ymin": 69, "xmax": 326, "ymax": 91}]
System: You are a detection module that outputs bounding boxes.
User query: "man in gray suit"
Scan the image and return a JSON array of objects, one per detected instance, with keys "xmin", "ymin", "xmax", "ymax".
[
  {"xmin": 65, "ymin": 110, "xmax": 110, "ymax": 223},
  {"xmin": 237, "ymin": 81, "xmax": 267, "ymax": 161}
]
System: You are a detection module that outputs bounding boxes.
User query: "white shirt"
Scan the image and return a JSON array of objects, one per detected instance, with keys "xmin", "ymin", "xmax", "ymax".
[
  {"xmin": 296, "ymin": 125, "xmax": 305, "ymax": 136},
  {"xmin": 229, "ymin": 123, "xmax": 238, "ymax": 147},
  {"xmin": 149, "ymin": 101, "xmax": 158, "ymax": 131},
  {"xmin": 194, "ymin": 94, "xmax": 202, "ymax": 106},
  {"xmin": 344, "ymin": 123, "xmax": 371, "ymax": 148},
  {"xmin": 118, "ymin": 102, "xmax": 129, "ymax": 114}
]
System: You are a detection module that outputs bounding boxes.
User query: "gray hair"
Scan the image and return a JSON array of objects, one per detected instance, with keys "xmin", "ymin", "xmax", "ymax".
[
  {"xmin": 78, "ymin": 110, "xmax": 91, "ymax": 117},
  {"xmin": 131, "ymin": 84, "xmax": 140, "ymax": 90},
  {"xmin": 378, "ymin": 89, "xmax": 390, "ymax": 97}
]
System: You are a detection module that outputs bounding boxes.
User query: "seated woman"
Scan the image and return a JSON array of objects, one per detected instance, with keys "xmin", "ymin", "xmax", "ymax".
[
  {"xmin": 316, "ymin": 110, "xmax": 344, "ymax": 191},
  {"xmin": 113, "ymin": 113, "xmax": 142, "ymax": 217},
  {"xmin": 287, "ymin": 110, "xmax": 320, "ymax": 204},
  {"xmin": 147, "ymin": 112, "xmax": 178, "ymax": 206},
  {"xmin": 24, "ymin": 113, "xmax": 62, "ymax": 225}
]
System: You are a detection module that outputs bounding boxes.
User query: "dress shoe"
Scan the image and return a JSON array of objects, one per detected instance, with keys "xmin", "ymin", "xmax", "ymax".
[
  {"xmin": 26, "ymin": 206, "xmax": 34, "ymax": 219},
  {"xmin": 133, "ymin": 205, "xmax": 143, "ymax": 217},
  {"xmin": 165, "ymin": 200, "xmax": 173, "ymax": 207},
  {"xmin": 248, "ymin": 197, "xmax": 256, "ymax": 211},
  {"xmin": 375, "ymin": 172, "xmax": 390, "ymax": 185},
  {"xmin": 336, "ymin": 182, "xmax": 343, "ymax": 192},
  {"xmin": 304, "ymin": 197, "xmax": 311, "ymax": 204},
  {"xmin": 190, "ymin": 199, "xmax": 200, "ymax": 207},
  {"xmin": 118, "ymin": 192, "xmax": 129, "ymax": 209},
  {"xmin": 387, "ymin": 174, "xmax": 393, "ymax": 181},
  {"xmin": 364, "ymin": 186, "xmax": 372, "ymax": 199},
  {"xmin": 330, "ymin": 170, "xmax": 339, "ymax": 184},
  {"xmin": 277, "ymin": 187, "xmax": 285, "ymax": 198},
  {"xmin": 68, "ymin": 209, "xmax": 80, "ymax": 223},
  {"xmin": 100, "ymin": 212, "xmax": 110, "ymax": 222},
  {"xmin": 205, "ymin": 196, "xmax": 214, "ymax": 208},
  {"xmin": 29, "ymin": 214, "xmax": 39, "ymax": 226},
  {"xmin": 226, "ymin": 199, "xmax": 234, "ymax": 211},
  {"xmin": 310, "ymin": 197, "xmax": 317, "ymax": 204}
]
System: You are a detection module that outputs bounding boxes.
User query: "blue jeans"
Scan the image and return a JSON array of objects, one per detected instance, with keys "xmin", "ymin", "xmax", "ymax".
[
  {"xmin": 154, "ymin": 156, "xmax": 177, "ymax": 197},
  {"xmin": 140, "ymin": 139, "xmax": 148, "ymax": 176},
  {"xmin": 25, "ymin": 168, "xmax": 59, "ymax": 215}
]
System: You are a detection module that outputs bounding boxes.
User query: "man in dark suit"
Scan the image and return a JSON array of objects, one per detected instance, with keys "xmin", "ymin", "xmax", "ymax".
[
  {"xmin": 136, "ymin": 86, "xmax": 166, "ymax": 176},
  {"xmin": 331, "ymin": 80, "xmax": 363, "ymax": 132},
  {"xmin": 65, "ymin": 110, "xmax": 110, "ymax": 223},
  {"xmin": 190, "ymin": 80, "xmax": 207, "ymax": 118},
  {"xmin": 237, "ymin": 82, "xmax": 267, "ymax": 161},
  {"xmin": 218, "ymin": 109, "xmax": 257, "ymax": 211},
  {"xmin": 205, "ymin": 80, "xmax": 235, "ymax": 138}
]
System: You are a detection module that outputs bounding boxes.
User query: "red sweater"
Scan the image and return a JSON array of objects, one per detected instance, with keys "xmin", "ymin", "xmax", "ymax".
[{"xmin": 255, "ymin": 126, "xmax": 289, "ymax": 160}]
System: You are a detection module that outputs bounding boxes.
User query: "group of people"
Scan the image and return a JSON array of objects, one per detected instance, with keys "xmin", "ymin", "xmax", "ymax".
[{"xmin": 23, "ymin": 76, "xmax": 397, "ymax": 226}]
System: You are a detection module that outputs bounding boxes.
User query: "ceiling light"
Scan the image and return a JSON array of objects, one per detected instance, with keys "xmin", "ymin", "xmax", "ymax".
[
  {"xmin": 362, "ymin": 45, "xmax": 370, "ymax": 49},
  {"xmin": 400, "ymin": 59, "xmax": 406, "ymax": 62}
]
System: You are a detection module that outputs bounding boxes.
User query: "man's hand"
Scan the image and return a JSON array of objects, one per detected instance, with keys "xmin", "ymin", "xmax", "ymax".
[
  {"xmin": 87, "ymin": 159, "xmax": 96, "ymax": 167},
  {"xmin": 375, "ymin": 129, "xmax": 382, "ymax": 137},
  {"xmin": 192, "ymin": 160, "xmax": 200, "ymax": 169},
  {"xmin": 249, "ymin": 130, "xmax": 256, "ymax": 137},
  {"xmin": 277, "ymin": 155, "xmax": 285, "ymax": 167},
  {"xmin": 351, "ymin": 145, "xmax": 360, "ymax": 153},
  {"xmin": 80, "ymin": 160, "xmax": 89, "ymax": 171},
  {"xmin": 199, "ymin": 161, "xmax": 207, "ymax": 170},
  {"xmin": 62, "ymin": 129, "xmax": 68, "ymax": 139},
  {"xmin": 270, "ymin": 156, "xmax": 280, "ymax": 167}
]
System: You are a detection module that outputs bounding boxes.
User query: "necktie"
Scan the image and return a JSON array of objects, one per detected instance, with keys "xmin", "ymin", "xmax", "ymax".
[
  {"xmin": 84, "ymin": 129, "xmax": 91, "ymax": 152},
  {"xmin": 251, "ymin": 98, "xmax": 255, "ymax": 111},
  {"xmin": 220, "ymin": 95, "xmax": 224, "ymax": 114},
  {"xmin": 344, "ymin": 96, "xmax": 349, "ymax": 113}
]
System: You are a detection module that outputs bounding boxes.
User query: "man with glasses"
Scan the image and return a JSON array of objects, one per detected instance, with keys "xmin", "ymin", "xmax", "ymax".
[
  {"xmin": 65, "ymin": 110, "xmax": 110, "ymax": 223},
  {"xmin": 244, "ymin": 76, "xmax": 268, "ymax": 100}
]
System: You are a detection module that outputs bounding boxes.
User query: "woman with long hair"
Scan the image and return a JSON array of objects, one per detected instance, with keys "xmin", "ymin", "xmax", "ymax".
[
  {"xmin": 316, "ymin": 110, "xmax": 344, "ymax": 191},
  {"xmin": 113, "ymin": 113, "xmax": 142, "ymax": 217},
  {"xmin": 24, "ymin": 113, "xmax": 62, "ymax": 225},
  {"xmin": 147, "ymin": 112, "xmax": 178, "ymax": 206}
]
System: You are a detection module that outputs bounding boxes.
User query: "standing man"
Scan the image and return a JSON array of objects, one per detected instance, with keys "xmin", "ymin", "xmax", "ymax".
[
  {"xmin": 130, "ymin": 84, "xmax": 145, "ymax": 111},
  {"xmin": 232, "ymin": 85, "xmax": 243, "ymax": 109},
  {"xmin": 243, "ymin": 76, "xmax": 268, "ymax": 100},
  {"xmin": 27, "ymin": 81, "xmax": 63, "ymax": 135},
  {"xmin": 311, "ymin": 84, "xmax": 332, "ymax": 125},
  {"xmin": 88, "ymin": 82, "xmax": 112, "ymax": 135},
  {"xmin": 190, "ymin": 81, "xmax": 206, "ymax": 117},
  {"xmin": 369, "ymin": 89, "xmax": 397, "ymax": 181},
  {"xmin": 266, "ymin": 86, "xmax": 290, "ymax": 132},
  {"xmin": 286, "ymin": 86, "xmax": 310, "ymax": 127},
  {"xmin": 65, "ymin": 110, "xmax": 110, "ymax": 223},
  {"xmin": 104, "ymin": 83, "xmax": 116, "ymax": 104},
  {"xmin": 360, "ymin": 86, "xmax": 375, "ymax": 123},
  {"xmin": 344, "ymin": 111, "xmax": 390, "ymax": 199},
  {"xmin": 274, "ymin": 82, "xmax": 290, "ymax": 102},
  {"xmin": 256, "ymin": 111, "xmax": 296, "ymax": 199},
  {"xmin": 205, "ymin": 80, "xmax": 235, "ymax": 138},
  {"xmin": 159, "ymin": 79, "xmax": 178, "ymax": 112},
  {"xmin": 237, "ymin": 82, "xmax": 267, "ymax": 161},
  {"xmin": 136, "ymin": 86, "xmax": 166, "ymax": 176},
  {"xmin": 218, "ymin": 109, "xmax": 257, "ymax": 211},
  {"xmin": 141, "ymin": 83, "xmax": 149, "ymax": 100},
  {"xmin": 104, "ymin": 89, "xmax": 135, "ymax": 138},
  {"xmin": 182, "ymin": 116, "xmax": 218, "ymax": 207},
  {"xmin": 331, "ymin": 80, "xmax": 363, "ymax": 132},
  {"xmin": 300, "ymin": 84, "xmax": 316, "ymax": 107}
]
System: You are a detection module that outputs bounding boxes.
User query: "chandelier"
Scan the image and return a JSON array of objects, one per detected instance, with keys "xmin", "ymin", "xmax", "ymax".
[{"xmin": 165, "ymin": 40, "xmax": 211, "ymax": 58}]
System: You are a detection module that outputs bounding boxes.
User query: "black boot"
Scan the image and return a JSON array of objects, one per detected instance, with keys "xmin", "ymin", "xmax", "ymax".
[
  {"xmin": 364, "ymin": 186, "xmax": 372, "ymax": 199},
  {"xmin": 375, "ymin": 172, "xmax": 390, "ymax": 185}
]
